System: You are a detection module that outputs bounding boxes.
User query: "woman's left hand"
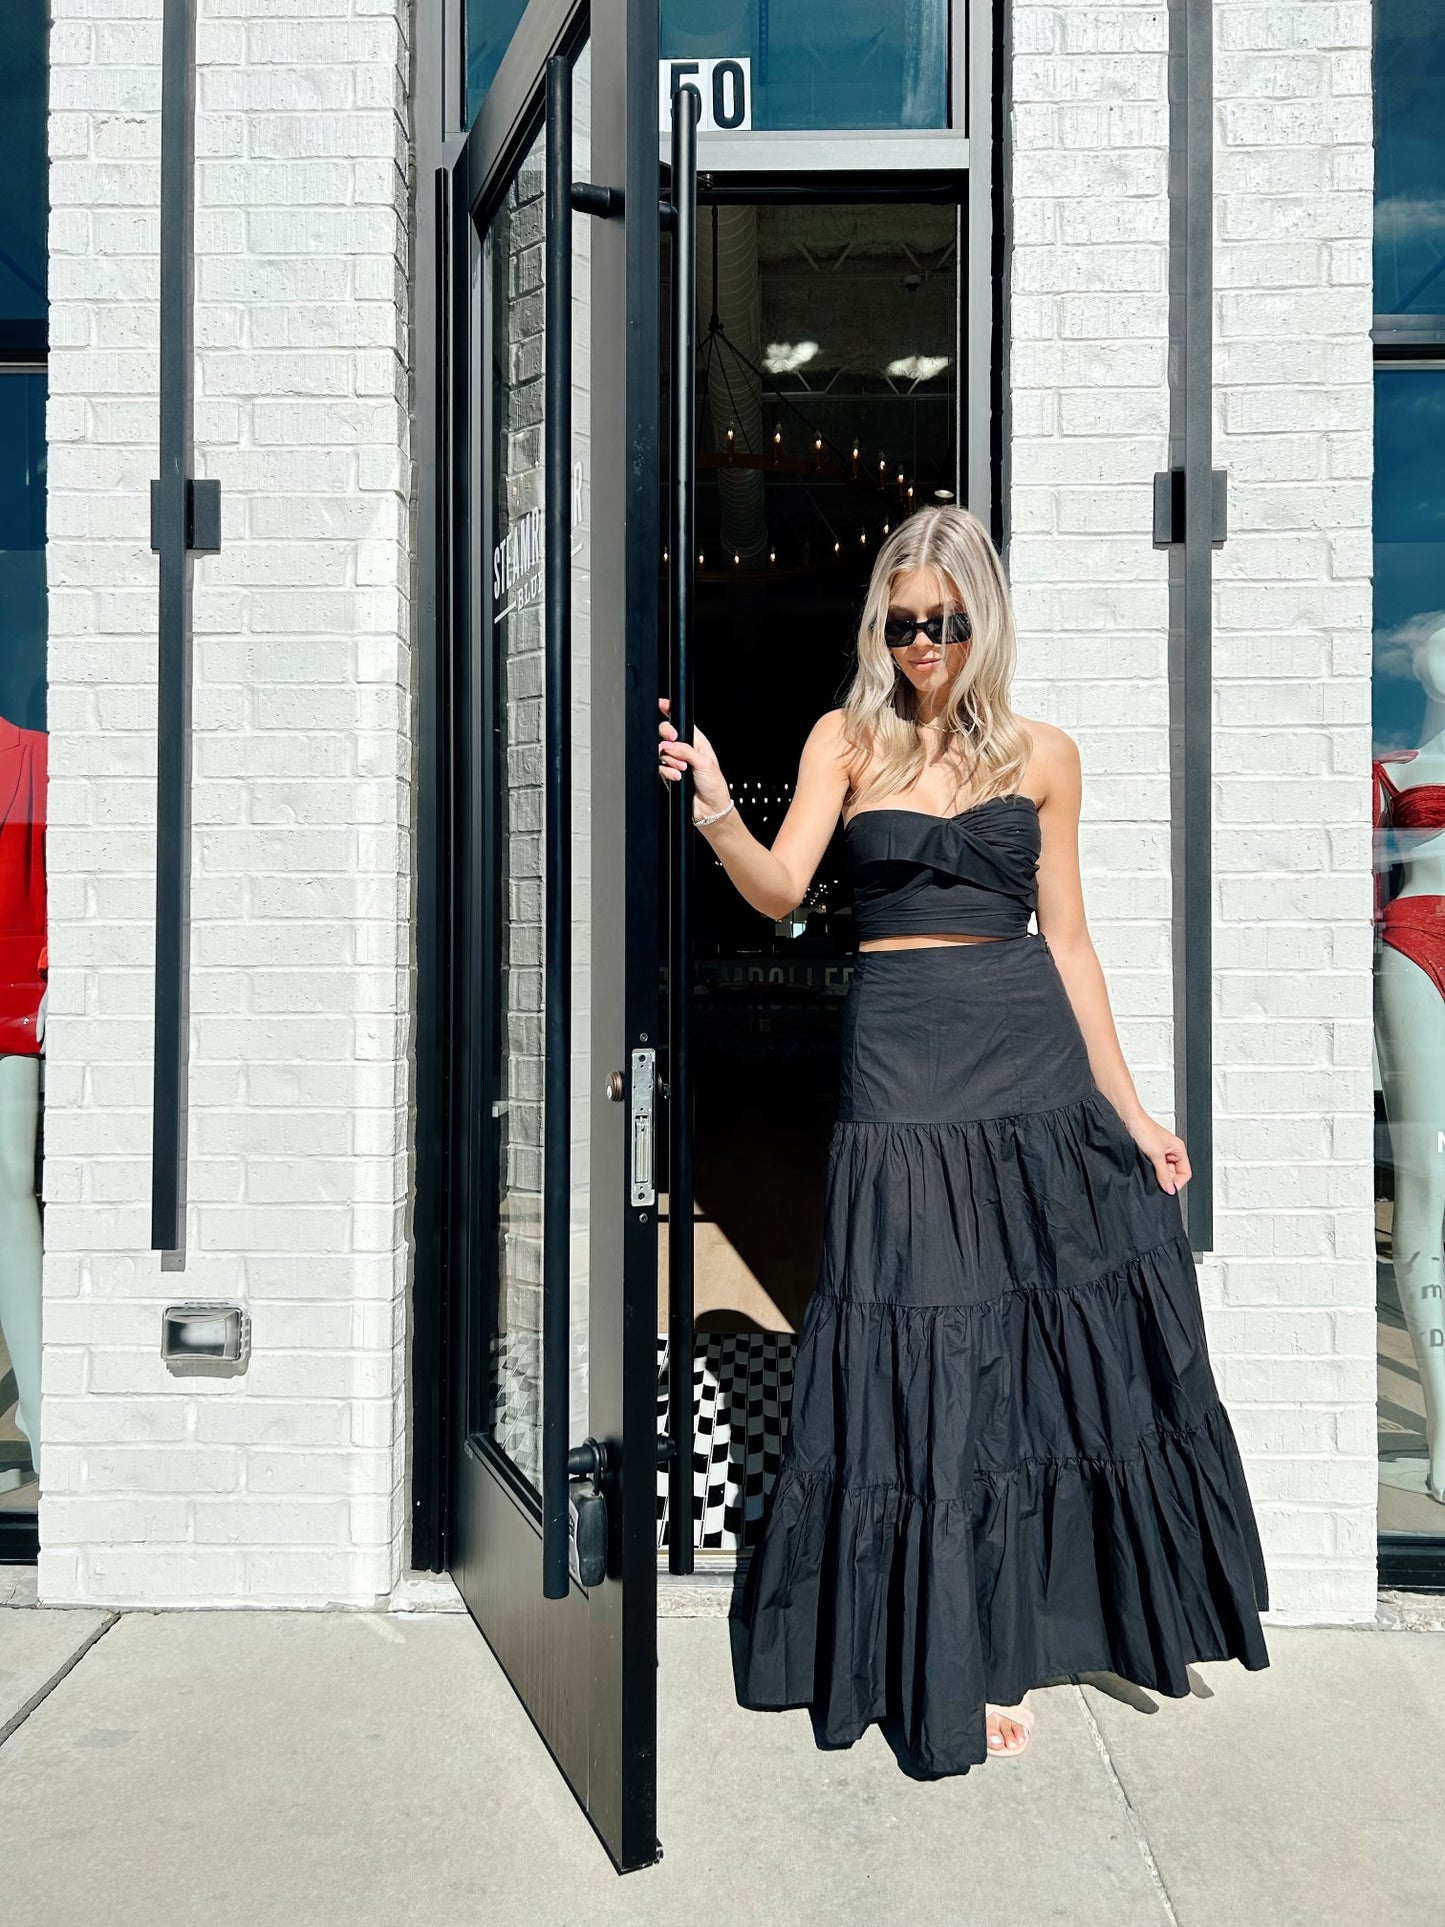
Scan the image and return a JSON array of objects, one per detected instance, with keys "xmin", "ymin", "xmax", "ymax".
[{"xmin": 1124, "ymin": 1113, "xmax": 1191, "ymax": 1195}]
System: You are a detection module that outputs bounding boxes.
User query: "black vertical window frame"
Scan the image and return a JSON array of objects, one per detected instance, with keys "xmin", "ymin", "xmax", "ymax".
[
  {"xmin": 541, "ymin": 52, "xmax": 575, "ymax": 1599},
  {"xmin": 408, "ymin": 158, "xmax": 456, "ymax": 1573},
  {"xmin": 149, "ymin": 0, "xmax": 219, "ymax": 1257}
]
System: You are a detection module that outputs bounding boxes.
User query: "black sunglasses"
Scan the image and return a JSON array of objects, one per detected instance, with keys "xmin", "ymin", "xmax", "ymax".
[{"xmin": 882, "ymin": 610, "xmax": 972, "ymax": 650}]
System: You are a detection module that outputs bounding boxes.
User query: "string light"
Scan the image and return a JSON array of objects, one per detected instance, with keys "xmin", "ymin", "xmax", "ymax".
[{"xmin": 814, "ymin": 435, "xmax": 824, "ymax": 469}]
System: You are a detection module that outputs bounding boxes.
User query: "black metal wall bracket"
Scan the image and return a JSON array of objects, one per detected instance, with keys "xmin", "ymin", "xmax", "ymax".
[
  {"xmin": 149, "ymin": 477, "xmax": 222, "ymax": 556},
  {"xmin": 1152, "ymin": 467, "xmax": 1227, "ymax": 549}
]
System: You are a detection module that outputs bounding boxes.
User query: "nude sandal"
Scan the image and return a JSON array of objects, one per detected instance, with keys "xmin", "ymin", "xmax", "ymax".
[{"xmin": 985, "ymin": 1695, "xmax": 1035, "ymax": 1759}]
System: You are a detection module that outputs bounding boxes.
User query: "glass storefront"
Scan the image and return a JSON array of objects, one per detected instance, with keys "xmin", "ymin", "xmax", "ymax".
[
  {"xmin": 654, "ymin": 197, "xmax": 959, "ymax": 1554},
  {"xmin": 659, "ymin": 1, "xmax": 950, "ymax": 131},
  {"xmin": 465, "ymin": 0, "xmax": 531, "ymax": 128},
  {"xmin": 1374, "ymin": 0, "xmax": 1445, "ymax": 319},
  {"xmin": 0, "ymin": 2, "xmax": 46, "ymax": 1532},
  {"xmin": 1373, "ymin": 0, "xmax": 1445, "ymax": 1545},
  {"xmin": 481, "ymin": 54, "xmax": 596, "ymax": 1492},
  {"xmin": 467, "ymin": 1, "xmax": 953, "ymax": 133}
]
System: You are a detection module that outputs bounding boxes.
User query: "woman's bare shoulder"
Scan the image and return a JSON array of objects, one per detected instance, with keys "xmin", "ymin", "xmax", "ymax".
[
  {"xmin": 805, "ymin": 706, "xmax": 861, "ymax": 766},
  {"xmin": 1016, "ymin": 716, "xmax": 1081, "ymax": 801},
  {"xmin": 808, "ymin": 705, "xmax": 852, "ymax": 745},
  {"xmin": 804, "ymin": 707, "xmax": 868, "ymax": 798}
]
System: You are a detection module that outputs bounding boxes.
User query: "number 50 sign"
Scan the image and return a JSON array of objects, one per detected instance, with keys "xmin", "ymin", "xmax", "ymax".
[{"xmin": 658, "ymin": 57, "xmax": 752, "ymax": 133}]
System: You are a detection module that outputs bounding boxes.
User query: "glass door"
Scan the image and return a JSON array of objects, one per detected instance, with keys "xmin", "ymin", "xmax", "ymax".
[{"xmin": 442, "ymin": 0, "xmax": 663, "ymax": 1873}]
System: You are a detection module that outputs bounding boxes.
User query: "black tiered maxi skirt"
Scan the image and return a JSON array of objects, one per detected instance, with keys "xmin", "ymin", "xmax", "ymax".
[{"xmin": 733, "ymin": 931, "xmax": 1271, "ymax": 1776}]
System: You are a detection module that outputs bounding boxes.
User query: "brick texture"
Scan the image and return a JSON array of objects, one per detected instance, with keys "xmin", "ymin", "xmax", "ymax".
[
  {"xmin": 1008, "ymin": 1, "xmax": 1376, "ymax": 1622},
  {"xmin": 41, "ymin": 1, "xmax": 1377, "ymax": 1618},
  {"xmin": 41, "ymin": 0, "xmax": 414, "ymax": 1607}
]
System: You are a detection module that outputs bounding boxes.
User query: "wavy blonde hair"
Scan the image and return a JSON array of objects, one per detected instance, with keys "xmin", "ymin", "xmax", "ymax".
[{"xmin": 840, "ymin": 505, "xmax": 1031, "ymax": 813}]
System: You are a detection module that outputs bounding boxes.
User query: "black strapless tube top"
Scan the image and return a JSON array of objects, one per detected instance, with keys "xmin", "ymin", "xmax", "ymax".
[{"xmin": 843, "ymin": 793, "xmax": 1041, "ymax": 941}]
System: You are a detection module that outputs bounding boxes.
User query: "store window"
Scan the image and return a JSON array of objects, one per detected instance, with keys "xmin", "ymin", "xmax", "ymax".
[
  {"xmin": 1373, "ymin": 0, "xmax": 1445, "ymax": 1558},
  {"xmin": 659, "ymin": 0, "xmax": 949, "ymax": 131},
  {"xmin": 0, "ymin": 1, "xmax": 46, "ymax": 1537},
  {"xmin": 466, "ymin": 1, "xmax": 953, "ymax": 134},
  {"xmin": 465, "ymin": 0, "xmax": 530, "ymax": 127}
]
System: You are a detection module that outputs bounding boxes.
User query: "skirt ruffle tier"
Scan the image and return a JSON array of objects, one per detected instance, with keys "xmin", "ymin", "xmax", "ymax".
[{"xmin": 732, "ymin": 935, "xmax": 1271, "ymax": 1776}]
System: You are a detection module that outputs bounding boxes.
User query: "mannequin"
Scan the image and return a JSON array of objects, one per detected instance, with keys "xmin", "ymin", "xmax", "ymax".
[
  {"xmin": 1374, "ymin": 622, "xmax": 1445, "ymax": 1506},
  {"xmin": 0, "ymin": 714, "xmax": 45, "ymax": 1496}
]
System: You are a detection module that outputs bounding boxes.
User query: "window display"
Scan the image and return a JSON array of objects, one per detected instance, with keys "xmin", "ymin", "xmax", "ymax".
[
  {"xmin": 0, "ymin": 4, "xmax": 46, "ymax": 1525},
  {"xmin": 1374, "ymin": 1, "xmax": 1445, "ymax": 1548}
]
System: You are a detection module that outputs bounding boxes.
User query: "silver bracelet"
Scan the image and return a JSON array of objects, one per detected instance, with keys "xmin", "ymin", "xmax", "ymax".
[{"xmin": 693, "ymin": 797, "xmax": 735, "ymax": 829}]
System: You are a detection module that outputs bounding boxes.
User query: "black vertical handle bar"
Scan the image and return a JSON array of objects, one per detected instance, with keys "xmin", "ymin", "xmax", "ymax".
[
  {"xmin": 542, "ymin": 53, "xmax": 574, "ymax": 1601},
  {"xmin": 667, "ymin": 80, "xmax": 700, "ymax": 1575}
]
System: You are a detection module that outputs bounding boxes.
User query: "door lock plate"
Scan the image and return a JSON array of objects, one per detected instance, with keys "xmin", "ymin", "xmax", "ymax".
[{"xmin": 630, "ymin": 1046, "xmax": 656, "ymax": 1206}]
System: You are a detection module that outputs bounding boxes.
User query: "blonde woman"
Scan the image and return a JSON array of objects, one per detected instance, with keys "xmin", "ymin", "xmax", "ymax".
[{"xmin": 657, "ymin": 504, "xmax": 1270, "ymax": 1774}]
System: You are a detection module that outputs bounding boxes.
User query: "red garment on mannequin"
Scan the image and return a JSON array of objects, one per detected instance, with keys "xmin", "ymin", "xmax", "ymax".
[
  {"xmin": 1380, "ymin": 896, "xmax": 1445, "ymax": 999},
  {"xmin": 1375, "ymin": 750, "xmax": 1445, "ymax": 834},
  {"xmin": 0, "ymin": 717, "xmax": 47, "ymax": 1055},
  {"xmin": 1374, "ymin": 751, "xmax": 1445, "ymax": 997}
]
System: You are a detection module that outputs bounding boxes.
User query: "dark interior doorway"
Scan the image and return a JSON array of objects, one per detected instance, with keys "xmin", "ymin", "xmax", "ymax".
[{"xmin": 656, "ymin": 196, "xmax": 962, "ymax": 1559}]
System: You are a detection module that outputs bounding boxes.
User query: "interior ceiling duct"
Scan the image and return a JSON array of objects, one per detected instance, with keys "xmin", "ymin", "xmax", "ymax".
[{"xmin": 697, "ymin": 204, "xmax": 770, "ymax": 563}]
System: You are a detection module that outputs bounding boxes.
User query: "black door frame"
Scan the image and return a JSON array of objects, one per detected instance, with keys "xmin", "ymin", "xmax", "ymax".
[
  {"xmin": 417, "ymin": 14, "xmax": 1005, "ymax": 1535},
  {"xmin": 414, "ymin": 0, "xmax": 663, "ymax": 1873},
  {"xmin": 414, "ymin": 13, "xmax": 1006, "ymax": 1588}
]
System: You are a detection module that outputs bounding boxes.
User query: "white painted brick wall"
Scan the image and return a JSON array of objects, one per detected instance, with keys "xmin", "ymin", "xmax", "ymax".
[
  {"xmin": 1211, "ymin": 0, "xmax": 1375, "ymax": 1620},
  {"xmin": 1009, "ymin": 2, "xmax": 1376, "ymax": 1622},
  {"xmin": 41, "ymin": 0, "xmax": 414, "ymax": 1607},
  {"xmin": 1008, "ymin": 6, "xmax": 1176, "ymax": 1137},
  {"xmin": 39, "ymin": 0, "xmax": 1377, "ymax": 1617}
]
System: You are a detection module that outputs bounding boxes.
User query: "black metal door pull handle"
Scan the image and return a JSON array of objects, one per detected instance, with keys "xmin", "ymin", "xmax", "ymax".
[{"xmin": 664, "ymin": 79, "xmax": 700, "ymax": 1577}]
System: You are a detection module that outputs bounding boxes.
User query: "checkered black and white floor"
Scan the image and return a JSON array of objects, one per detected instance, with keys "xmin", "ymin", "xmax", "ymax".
[{"xmin": 656, "ymin": 1331, "xmax": 797, "ymax": 1554}]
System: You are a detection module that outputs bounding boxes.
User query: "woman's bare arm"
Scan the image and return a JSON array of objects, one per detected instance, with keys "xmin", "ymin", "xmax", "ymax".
[
  {"xmin": 1031, "ymin": 721, "xmax": 1191, "ymax": 1194},
  {"xmin": 657, "ymin": 700, "xmax": 853, "ymax": 920}
]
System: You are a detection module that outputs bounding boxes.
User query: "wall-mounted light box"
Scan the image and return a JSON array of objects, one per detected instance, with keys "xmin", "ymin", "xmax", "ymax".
[{"xmin": 161, "ymin": 1303, "xmax": 250, "ymax": 1377}]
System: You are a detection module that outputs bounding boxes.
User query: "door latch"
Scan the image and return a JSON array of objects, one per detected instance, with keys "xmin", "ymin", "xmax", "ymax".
[
  {"xmin": 566, "ymin": 1438, "xmax": 609, "ymax": 1588},
  {"xmin": 630, "ymin": 1046, "xmax": 656, "ymax": 1206}
]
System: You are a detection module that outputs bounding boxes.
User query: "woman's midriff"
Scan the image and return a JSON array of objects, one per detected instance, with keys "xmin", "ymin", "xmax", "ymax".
[{"xmin": 857, "ymin": 933, "xmax": 1008, "ymax": 951}]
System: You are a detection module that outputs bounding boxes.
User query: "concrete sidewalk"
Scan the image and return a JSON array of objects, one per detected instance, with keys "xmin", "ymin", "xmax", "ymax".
[{"xmin": 1, "ymin": 1578, "xmax": 1440, "ymax": 1927}]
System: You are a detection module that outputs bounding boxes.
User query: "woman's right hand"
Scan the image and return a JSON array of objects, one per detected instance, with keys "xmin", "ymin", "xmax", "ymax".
[{"xmin": 658, "ymin": 696, "xmax": 731, "ymax": 822}]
